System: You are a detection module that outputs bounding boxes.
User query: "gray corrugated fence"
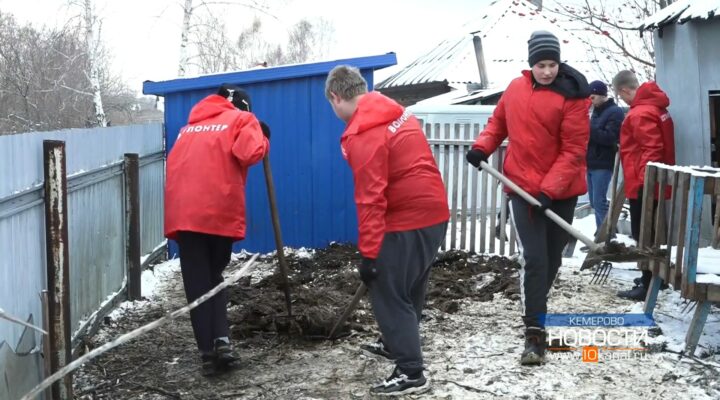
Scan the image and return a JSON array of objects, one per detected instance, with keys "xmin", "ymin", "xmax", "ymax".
[{"xmin": 0, "ymin": 123, "xmax": 164, "ymax": 400}]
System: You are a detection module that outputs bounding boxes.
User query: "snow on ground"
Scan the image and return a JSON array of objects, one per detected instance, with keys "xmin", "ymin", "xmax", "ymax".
[
  {"xmin": 141, "ymin": 258, "xmax": 181, "ymax": 299},
  {"xmin": 76, "ymin": 213, "xmax": 720, "ymax": 399}
]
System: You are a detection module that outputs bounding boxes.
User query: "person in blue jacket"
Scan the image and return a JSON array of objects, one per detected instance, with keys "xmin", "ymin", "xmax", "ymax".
[{"xmin": 585, "ymin": 80, "xmax": 624, "ymax": 238}]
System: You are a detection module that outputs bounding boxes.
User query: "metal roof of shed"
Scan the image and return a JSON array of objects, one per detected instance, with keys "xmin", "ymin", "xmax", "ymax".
[{"xmin": 143, "ymin": 53, "xmax": 397, "ymax": 96}]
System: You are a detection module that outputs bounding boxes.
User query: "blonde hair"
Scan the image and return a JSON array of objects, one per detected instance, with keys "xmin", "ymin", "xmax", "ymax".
[
  {"xmin": 325, "ymin": 65, "xmax": 368, "ymax": 101},
  {"xmin": 612, "ymin": 70, "xmax": 640, "ymax": 91}
]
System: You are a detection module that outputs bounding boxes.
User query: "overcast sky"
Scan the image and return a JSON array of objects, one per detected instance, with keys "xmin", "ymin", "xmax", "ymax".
[{"xmin": 0, "ymin": 0, "xmax": 490, "ymax": 94}]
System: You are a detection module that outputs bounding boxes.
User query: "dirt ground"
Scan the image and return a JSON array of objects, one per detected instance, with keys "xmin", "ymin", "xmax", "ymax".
[{"xmin": 72, "ymin": 244, "xmax": 720, "ymax": 399}]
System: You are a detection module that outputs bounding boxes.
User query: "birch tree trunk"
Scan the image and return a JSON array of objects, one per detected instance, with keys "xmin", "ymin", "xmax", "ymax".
[
  {"xmin": 85, "ymin": 0, "xmax": 107, "ymax": 127},
  {"xmin": 178, "ymin": 0, "xmax": 193, "ymax": 77}
]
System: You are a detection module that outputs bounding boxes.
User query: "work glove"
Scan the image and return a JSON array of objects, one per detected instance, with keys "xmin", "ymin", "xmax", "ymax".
[
  {"xmin": 466, "ymin": 149, "xmax": 489, "ymax": 168},
  {"xmin": 259, "ymin": 121, "xmax": 271, "ymax": 140},
  {"xmin": 534, "ymin": 192, "xmax": 552, "ymax": 211},
  {"xmin": 358, "ymin": 257, "xmax": 379, "ymax": 286}
]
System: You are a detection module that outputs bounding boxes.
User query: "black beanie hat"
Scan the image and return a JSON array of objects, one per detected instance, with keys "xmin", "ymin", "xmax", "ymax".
[
  {"xmin": 527, "ymin": 30, "xmax": 561, "ymax": 67},
  {"xmin": 218, "ymin": 84, "xmax": 251, "ymax": 112}
]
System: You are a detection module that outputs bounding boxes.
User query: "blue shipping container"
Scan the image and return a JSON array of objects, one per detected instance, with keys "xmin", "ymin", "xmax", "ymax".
[{"xmin": 143, "ymin": 54, "xmax": 397, "ymax": 254}]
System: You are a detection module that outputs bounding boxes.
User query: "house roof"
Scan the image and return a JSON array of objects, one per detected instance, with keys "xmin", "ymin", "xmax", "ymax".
[
  {"xmin": 377, "ymin": 0, "xmax": 646, "ymax": 93},
  {"xmin": 640, "ymin": 0, "xmax": 720, "ymax": 31},
  {"xmin": 143, "ymin": 53, "xmax": 397, "ymax": 96}
]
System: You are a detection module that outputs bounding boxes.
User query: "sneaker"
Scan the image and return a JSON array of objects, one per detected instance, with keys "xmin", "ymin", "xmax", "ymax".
[
  {"xmin": 361, "ymin": 337, "xmax": 395, "ymax": 361},
  {"xmin": 201, "ymin": 353, "xmax": 217, "ymax": 377},
  {"xmin": 520, "ymin": 327, "xmax": 546, "ymax": 366},
  {"xmin": 370, "ymin": 367, "xmax": 430, "ymax": 396},
  {"xmin": 214, "ymin": 338, "xmax": 239, "ymax": 368},
  {"xmin": 617, "ymin": 284, "xmax": 648, "ymax": 301},
  {"xmin": 633, "ymin": 277, "xmax": 669, "ymax": 290}
]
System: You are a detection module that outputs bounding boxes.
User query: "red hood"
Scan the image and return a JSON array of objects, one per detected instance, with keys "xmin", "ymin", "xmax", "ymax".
[
  {"xmin": 188, "ymin": 94, "xmax": 236, "ymax": 123},
  {"xmin": 631, "ymin": 82, "xmax": 669, "ymax": 109},
  {"xmin": 344, "ymin": 92, "xmax": 404, "ymax": 135}
]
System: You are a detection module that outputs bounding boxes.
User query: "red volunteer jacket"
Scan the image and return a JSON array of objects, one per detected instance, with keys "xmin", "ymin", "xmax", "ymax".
[
  {"xmin": 619, "ymin": 82, "xmax": 675, "ymax": 200},
  {"xmin": 340, "ymin": 92, "xmax": 450, "ymax": 259},
  {"xmin": 472, "ymin": 71, "xmax": 589, "ymax": 200},
  {"xmin": 165, "ymin": 94, "xmax": 269, "ymax": 241}
]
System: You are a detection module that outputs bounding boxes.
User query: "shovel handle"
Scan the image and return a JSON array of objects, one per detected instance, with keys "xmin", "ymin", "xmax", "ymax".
[
  {"xmin": 263, "ymin": 154, "xmax": 293, "ymax": 317},
  {"xmin": 328, "ymin": 282, "xmax": 367, "ymax": 339},
  {"xmin": 479, "ymin": 161, "xmax": 598, "ymax": 250}
]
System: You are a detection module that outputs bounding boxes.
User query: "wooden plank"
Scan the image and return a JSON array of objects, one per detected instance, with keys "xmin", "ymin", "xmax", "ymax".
[
  {"xmin": 469, "ymin": 124, "xmax": 480, "ymax": 254},
  {"xmin": 685, "ymin": 301, "xmax": 711, "ymax": 356},
  {"xmin": 497, "ymin": 146, "xmax": 507, "ymax": 255},
  {"xmin": 638, "ymin": 165, "xmax": 657, "ymax": 249},
  {"xmin": 638, "ymin": 165, "xmax": 658, "ymax": 272},
  {"xmin": 488, "ymin": 151, "xmax": 499, "ymax": 254},
  {"xmin": 441, "ymin": 124, "xmax": 450, "ymax": 251},
  {"xmin": 604, "ymin": 152, "xmax": 621, "ymax": 240},
  {"xmin": 665, "ymin": 171, "xmax": 680, "ymax": 287},
  {"xmin": 651, "ymin": 168, "xmax": 667, "ymax": 275},
  {"xmin": 580, "ymin": 184, "xmax": 627, "ymax": 270},
  {"xmin": 450, "ymin": 124, "xmax": 460, "ymax": 249},
  {"xmin": 479, "ymin": 160, "xmax": 488, "ymax": 254},
  {"xmin": 707, "ymin": 284, "xmax": 720, "ymax": 302},
  {"xmin": 509, "ymin": 214, "xmax": 517, "ymax": 255},
  {"xmin": 643, "ymin": 275, "xmax": 662, "ymax": 315},
  {"xmin": 676, "ymin": 172, "xmax": 691, "ymax": 289},
  {"xmin": 499, "ymin": 194, "xmax": 508, "ymax": 256},
  {"xmin": 713, "ymin": 179, "xmax": 720, "ymax": 249},
  {"xmin": 682, "ymin": 175, "xmax": 706, "ymax": 299},
  {"xmin": 459, "ymin": 124, "xmax": 470, "ymax": 251}
]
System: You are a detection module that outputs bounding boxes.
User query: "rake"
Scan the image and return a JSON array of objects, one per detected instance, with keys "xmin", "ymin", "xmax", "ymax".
[{"xmin": 479, "ymin": 161, "xmax": 665, "ymax": 267}]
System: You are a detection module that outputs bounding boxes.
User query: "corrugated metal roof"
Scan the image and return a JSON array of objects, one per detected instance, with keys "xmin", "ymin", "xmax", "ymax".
[
  {"xmin": 143, "ymin": 53, "xmax": 397, "ymax": 96},
  {"xmin": 640, "ymin": 0, "xmax": 720, "ymax": 31},
  {"xmin": 377, "ymin": 0, "xmax": 645, "ymax": 92}
]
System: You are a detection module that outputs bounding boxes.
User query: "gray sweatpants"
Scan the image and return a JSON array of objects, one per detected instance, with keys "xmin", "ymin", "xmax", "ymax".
[{"xmin": 368, "ymin": 221, "xmax": 447, "ymax": 375}]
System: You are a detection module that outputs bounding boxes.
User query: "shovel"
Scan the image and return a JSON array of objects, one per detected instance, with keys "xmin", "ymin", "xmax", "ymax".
[
  {"xmin": 327, "ymin": 282, "xmax": 367, "ymax": 340},
  {"xmin": 479, "ymin": 161, "xmax": 663, "ymax": 265},
  {"xmin": 262, "ymin": 154, "xmax": 293, "ymax": 319}
]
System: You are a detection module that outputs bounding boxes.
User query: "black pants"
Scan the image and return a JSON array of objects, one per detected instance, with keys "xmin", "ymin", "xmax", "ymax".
[
  {"xmin": 510, "ymin": 195, "xmax": 577, "ymax": 329},
  {"xmin": 368, "ymin": 221, "xmax": 447, "ymax": 376},
  {"xmin": 629, "ymin": 198, "xmax": 657, "ymax": 287},
  {"xmin": 177, "ymin": 231, "xmax": 234, "ymax": 353}
]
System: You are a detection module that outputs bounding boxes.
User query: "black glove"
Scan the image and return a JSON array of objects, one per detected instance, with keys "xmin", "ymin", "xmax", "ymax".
[
  {"xmin": 535, "ymin": 192, "xmax": 552, "ymax": 211},
  {"xmin": 466, "ymin": 149, "xmax": 489, "ymax": 168},
  {"xmin": 259, "ymin": 121, "xmax": 270, "ymax": 139},
  {"xmin": 358, "ymin": 258, "xmax": 379, "ymax": 286}
]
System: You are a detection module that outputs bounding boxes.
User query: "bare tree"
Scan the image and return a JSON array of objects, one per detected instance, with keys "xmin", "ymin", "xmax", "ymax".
[
  {"xmin": 0, "ymin": 11, "xmax": 137, "ymax": 134},
  {"xmin": 192, "ymin": 15, "xmax": 336, "ymax": 74},
  {"xmin": 176, "ymin": 0, "xmax": 272, "ymax": 76},
  {"xmin": 83, "ymin": 0, "xmax": 108, "ymax": 127},
  {"xmin": 178, "ymin": 0, "xmax": 193, "ymax": 77},
  {"xmin": 547, "ymin": 0, "xmax": 676, "ymax": 81}
]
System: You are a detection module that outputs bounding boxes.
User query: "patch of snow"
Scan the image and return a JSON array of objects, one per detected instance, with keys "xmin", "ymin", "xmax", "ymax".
[
  {"xmin": 141, "ymin": 259, "xmax": 180, "ymax": 299},
  {"xmin": 140, "ymin": 240, "xmax": 167, "ymax": 266}
]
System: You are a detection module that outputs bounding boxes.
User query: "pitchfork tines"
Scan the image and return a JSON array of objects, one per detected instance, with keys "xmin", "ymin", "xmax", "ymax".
[{"xmin": 589, "ymin": 261, "xmax": 613, "ymax": 285}]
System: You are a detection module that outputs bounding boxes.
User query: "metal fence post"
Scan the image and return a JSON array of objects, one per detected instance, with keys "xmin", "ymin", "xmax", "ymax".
[
  {"xmin": 43, "ymin": 140, "xmax": 73, "ymax": 399},
  {"xmin": 124, "ymin": 153, "xmax": 142, "ymax": 301},
  {"xmin": 40, "ymin": 290, "xmax": 53, "ymax": 400}
]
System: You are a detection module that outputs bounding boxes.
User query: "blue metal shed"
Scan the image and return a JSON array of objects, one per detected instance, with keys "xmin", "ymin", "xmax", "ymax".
[{"xmin": 143, "ymin": 53, "xmax": 397, "ymax": 254}]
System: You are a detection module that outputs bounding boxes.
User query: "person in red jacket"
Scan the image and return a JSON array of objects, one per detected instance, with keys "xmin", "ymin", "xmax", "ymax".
[
  {"xmin": 466, "ymin": 30, "xmax": 590, "ymax": 366},
  {"xmin": 612, "ymin": 70, "xmax": 675, "ymax": 301},
  {"xmin": 165, "ymin": 84, "xmax": 269, "ymax": 376},
  {"xmin": 325, "ymin": 65, "xmax": 449, "ymax": 396}
]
